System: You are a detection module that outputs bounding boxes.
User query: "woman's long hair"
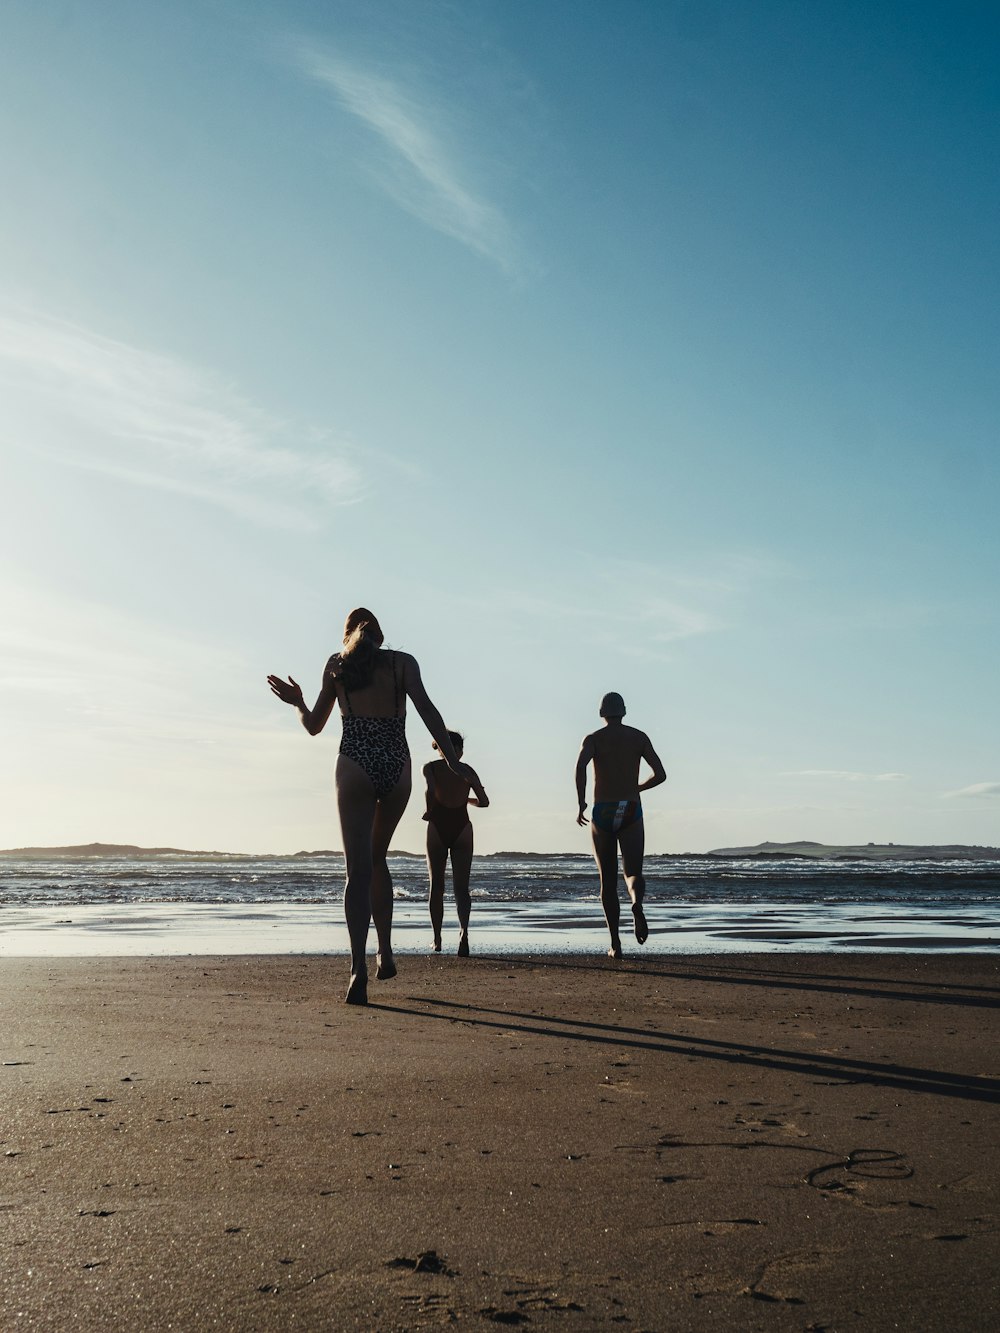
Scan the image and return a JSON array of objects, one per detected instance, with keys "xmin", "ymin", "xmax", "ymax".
[{"xmin": 332, "ymin": 607, "xmax": 384, "ymax": 691}]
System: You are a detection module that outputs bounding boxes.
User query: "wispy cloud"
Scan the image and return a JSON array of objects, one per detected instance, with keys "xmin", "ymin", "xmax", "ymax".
[
  {"xmin": 943, "ymin": 782, "xmax": 1000, "ymax": 799},
  {"xmin": 0, "ymin": 570, "xmax": 332, "ymax": 848},
  {"xmin": 439, "ymin": 553, "xmax": 786, "ymax": 664},
  {"xmin": 464, "ymin": 583, "xmax": 716, "ymax": 662},
  {"xmin": 781, "ymin": 770, "xmax": 909, "ymax": 783},
  {"xmin": 504, "ymin": 586, "xmax": 716, "ymax": 644},
  {"xmin": 0, "ymin": 570, "xmax": 297, "ymax": 764},
  {"xmin": 0, "ymin": 309, "xmax": 363, "ymax": 527},
  {"xmin": 1, "ymin": 570, "xmax": 228, "ymax": 714},
  {"xmin": 293, "ymin": 43, "xmax": 517, "ymax": 273}
]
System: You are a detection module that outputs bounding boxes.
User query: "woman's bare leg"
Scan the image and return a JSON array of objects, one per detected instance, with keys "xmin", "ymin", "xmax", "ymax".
[
  {"xmin": 426, "ymin": 822, "xmax": 448, "ymax": 951},
  {"xmin": 371, "ymin": 762, "xmax": 412, "ymax": 980},
  {"xmin": 335, "ymin": 755, "xmax": 378, "ymax": 1003},
  {"xmin": 450, "ymin": 823, "xmax": 474, "ymax": 956}
]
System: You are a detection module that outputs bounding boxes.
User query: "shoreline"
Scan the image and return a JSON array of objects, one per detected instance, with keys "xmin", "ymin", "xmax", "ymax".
[
  {"xmin": 2, "ymin": 896, "xmax": 997, "ymax": 957},
  {"xmin": 2, "ymin": 952, "xmax": 998, "ymax": 1329}
]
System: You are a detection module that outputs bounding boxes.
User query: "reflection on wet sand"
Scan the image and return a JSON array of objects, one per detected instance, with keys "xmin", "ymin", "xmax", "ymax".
[{"xmin": 1, "ymin": 894, "xmax": 996, "ymax": 957}]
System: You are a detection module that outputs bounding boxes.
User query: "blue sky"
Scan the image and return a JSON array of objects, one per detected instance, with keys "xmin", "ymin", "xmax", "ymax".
[{"xmin": 2, "ymin": 0, "xmax": 998, "ymax": 853}]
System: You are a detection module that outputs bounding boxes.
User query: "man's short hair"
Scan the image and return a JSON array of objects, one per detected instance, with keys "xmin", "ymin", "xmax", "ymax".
[{"xmin": 599, "ymin": 692, "xmax": 626, "ymax": 718}]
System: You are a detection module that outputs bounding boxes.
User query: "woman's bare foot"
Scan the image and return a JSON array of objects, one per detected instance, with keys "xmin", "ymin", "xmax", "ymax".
[
  {"xmin": 607, "ymin": 941, "xmax": 623, "ymax": 960},
  {"xmin": 376, "ymin": 951, "xmax": 397, "ymax": 980},
  {"xmin": 457, "ymin": 934, "xmax": 470, "ymax": 958},
  {"xmin": 632, "ymin": 903, "xmax": 649, "ymax": 945},
  {"xmin": 432, "ymin": 936, "xmax": 442, "ymax": 953},
  {"xmin": 345, "ymin": 971, "xmax": 368, "ymax": 1005}
]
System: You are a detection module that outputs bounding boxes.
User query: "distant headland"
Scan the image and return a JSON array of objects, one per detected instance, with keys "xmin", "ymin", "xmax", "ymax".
[
  {"xmin": 0, "ymin": 842, "xmax": 349, "ymax": 860},
  {"xmin": 705, "ymin": 840, "xmax": 1000, "ymax": 861},
  {"xmin": 0, "ymin": 840, "xmax": 997, "ymax": 861}
]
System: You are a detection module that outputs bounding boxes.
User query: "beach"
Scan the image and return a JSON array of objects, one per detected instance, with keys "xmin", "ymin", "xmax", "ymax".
[{"xmin": 2, "ymin": 952, "xmax": 998, "ymax": 1330}]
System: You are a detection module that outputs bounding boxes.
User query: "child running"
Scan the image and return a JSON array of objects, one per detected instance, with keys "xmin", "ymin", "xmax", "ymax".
[{"xmin": 423, "ymin": 731, "xmax": 489, "ymax": 956}]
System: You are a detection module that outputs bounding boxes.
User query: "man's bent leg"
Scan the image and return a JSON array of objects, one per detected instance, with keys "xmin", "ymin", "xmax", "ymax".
[
  {"xmin": 591, "ymin": 825, "xmax": 623, "ymax": 958},
  {"xmin": 619, "ymin": 821, "xmax": 648, "ymax": 944}
]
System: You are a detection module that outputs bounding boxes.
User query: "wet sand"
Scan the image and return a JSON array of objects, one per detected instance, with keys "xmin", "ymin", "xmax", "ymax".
[{"xmin": 2, "ymin": 953, "xmax": 998, "ymax": 1330}]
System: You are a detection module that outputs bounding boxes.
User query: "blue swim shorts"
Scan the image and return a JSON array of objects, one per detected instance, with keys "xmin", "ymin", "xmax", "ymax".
[{"xmin": 591, "ymin": 800, "xmax": 643, "ymax": 834}]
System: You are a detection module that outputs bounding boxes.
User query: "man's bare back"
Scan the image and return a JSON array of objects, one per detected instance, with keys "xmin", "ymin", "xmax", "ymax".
[
  {"xmin": 588, "ymin": 723, "xmax": 655, "ymax": 802},
  {"xmin": 574, "ymin": 693, "xmax": 667, "ymax": 957}
]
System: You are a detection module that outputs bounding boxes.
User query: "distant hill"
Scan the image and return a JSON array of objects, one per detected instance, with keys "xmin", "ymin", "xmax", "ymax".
[
  {"xmin": 2, "ymin": 840, "xmax": 997, "ymax": 862},
  {"xmin": 0, "ymin": 842, "xmax": 421, "ymax": 860},
  {"xmin": 0, "ymin": 842, "xmax": 236, "ymax": 859},
  {"xmin": 707, "ymin": 841, "xmax": 1000, "ymax": 861}
]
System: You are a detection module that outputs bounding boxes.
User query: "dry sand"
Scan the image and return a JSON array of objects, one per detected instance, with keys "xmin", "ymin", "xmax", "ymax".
[{"xmin": 2, "ymin": 953, "xmax": 998, "ymax": 1331}]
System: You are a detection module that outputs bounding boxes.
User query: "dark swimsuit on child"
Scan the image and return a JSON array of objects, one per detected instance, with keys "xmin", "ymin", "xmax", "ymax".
[
  {"xmin": 332, "ymin": 651, "xmax": 409, "ymax": 798},
  {"xmin": 424, "ymin": 795, "xmax": 471, "ymax": 849},
  {"xmin": 422, "ymin": 761, "xmax": 471, "ymax": 848}
]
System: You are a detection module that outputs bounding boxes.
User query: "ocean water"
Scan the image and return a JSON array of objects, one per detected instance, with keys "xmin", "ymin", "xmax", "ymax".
[{"xmin": 1, "ymin": 853, "xmax": 999, "ymax": 956}]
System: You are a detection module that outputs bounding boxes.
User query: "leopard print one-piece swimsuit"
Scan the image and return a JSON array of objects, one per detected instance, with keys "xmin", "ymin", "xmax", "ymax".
[{"xmin": 335, "ymin": 651, "xmax": 409, "ymax": 798}]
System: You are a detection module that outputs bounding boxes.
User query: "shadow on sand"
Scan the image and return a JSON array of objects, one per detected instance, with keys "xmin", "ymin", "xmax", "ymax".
[
  {"xmin": 464, "ymin": 954, "xmax": 1000, "ymax": 1008},
  {"xmin": 369, "ymin": 967, "xmax": 1000, "ymax": 1105}
]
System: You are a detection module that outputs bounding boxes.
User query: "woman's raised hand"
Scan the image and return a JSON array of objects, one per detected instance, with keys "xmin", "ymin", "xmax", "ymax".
[{"xmin": 267, "ymin": 674, "xmax": 305, "ymax": 708}]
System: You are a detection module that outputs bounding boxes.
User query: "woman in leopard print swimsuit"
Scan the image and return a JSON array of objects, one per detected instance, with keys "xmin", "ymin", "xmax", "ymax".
[{"xmin": 268, "ymin": 609, "xmax": 469, "ymax": 1005}]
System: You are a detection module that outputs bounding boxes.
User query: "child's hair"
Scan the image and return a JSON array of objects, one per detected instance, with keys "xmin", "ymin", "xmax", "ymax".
[
  {"xmin": 433, "ymin": 730, "xmax": 464, "ymax": 753},
  {"xmin": 332, "ymin": 607, "xmax": 384, "ymax": 690}
]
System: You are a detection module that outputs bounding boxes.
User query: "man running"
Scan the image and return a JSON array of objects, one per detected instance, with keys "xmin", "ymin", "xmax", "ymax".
[{"xmin": 575, "ymin": 692, "xmax": 667, "ymax": 958}]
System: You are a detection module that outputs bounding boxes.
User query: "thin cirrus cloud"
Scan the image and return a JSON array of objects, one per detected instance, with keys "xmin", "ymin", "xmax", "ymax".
[
  {"xmin": 0, "ymin": 571, "xmax": 307, "ymax": 808},
  {"xmin": 293, "ymin": 43, "xmax": 517, "ymax": 274},
  {"xmin": 529, "ymin": 588, "xmax": 717, "ymax": 655},
  {"xmin": 450, "ymin": 552, "xmax": 790, "ymax": 660},
  {"xmin": 943, "ymin": 782, "xmax": 1000, "ymax": 799},
  {"xmin": 0, "ymin": 309, "xmax": 363, "ymax": 528},
  {"xmin": 460, "ymin": 580, "xmax": 717, "ymax": 654},
  {"xmin": 781, "ymin": 771, "xmax": 909, "ymax": 782},
  {"xmin": 0, "ymin": 569, "xmax": 231, "ymax": 706}
]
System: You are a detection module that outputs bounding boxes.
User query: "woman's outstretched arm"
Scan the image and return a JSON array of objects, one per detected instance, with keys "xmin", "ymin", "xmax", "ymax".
[
  {"xmin": 401, "ymin": 654, "xmax": 465, "ymax": 773},
  {"xmin": 267, "ymin": 672, "xmax": 337, "ymax": 736}
]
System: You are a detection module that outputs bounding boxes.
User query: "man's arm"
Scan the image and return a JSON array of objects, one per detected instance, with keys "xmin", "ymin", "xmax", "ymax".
[
  {"xmin": 637, "ymin": 733, "xmax": 667, "ymax": 793},
  {"xmin": 575, "ymin": 735, "xmax": 595, "ymax": 826}
]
